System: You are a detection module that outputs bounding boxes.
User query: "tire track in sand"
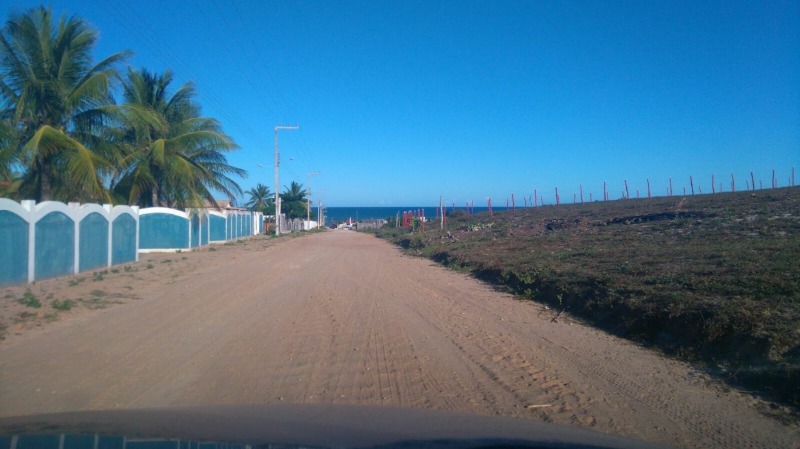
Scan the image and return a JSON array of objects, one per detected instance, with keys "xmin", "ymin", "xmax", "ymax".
[
  {"xmin": 394, "ymin": 259, "xmax": 792, "ymax": 449},
  {"xmin": 0, "ymin": 231, "xmax": 795, "ymax": 449}
]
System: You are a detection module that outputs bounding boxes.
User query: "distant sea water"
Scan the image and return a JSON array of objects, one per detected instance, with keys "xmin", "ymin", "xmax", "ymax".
[{"xmin": 323, "ymin": 206, "xmax": 493, "ymax": 225}]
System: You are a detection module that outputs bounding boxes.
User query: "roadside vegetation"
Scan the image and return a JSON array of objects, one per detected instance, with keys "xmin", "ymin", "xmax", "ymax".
[{"xmin": 370, "ymin": 187, "xmax": 800, "ymax": 409}]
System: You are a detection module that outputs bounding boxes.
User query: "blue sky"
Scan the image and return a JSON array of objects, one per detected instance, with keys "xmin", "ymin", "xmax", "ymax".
[{"xmin": 5, "ymin": 0, "xmax": 799, "ymax": 206}]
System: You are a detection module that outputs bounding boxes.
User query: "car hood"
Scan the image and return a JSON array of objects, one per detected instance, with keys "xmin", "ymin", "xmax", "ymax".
[{"xmin": 0, "ymin": 404, "xmax": 671, "ymax": 449}]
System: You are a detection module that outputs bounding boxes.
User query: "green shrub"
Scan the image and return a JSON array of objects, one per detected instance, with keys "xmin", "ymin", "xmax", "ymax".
[
  {"xmin": 18, "ymin": 290, "xmax": 41, "ymax": 308},
  {"xmin": 51, "ymin": 299, "xmax": 76, "ymax": 311}
]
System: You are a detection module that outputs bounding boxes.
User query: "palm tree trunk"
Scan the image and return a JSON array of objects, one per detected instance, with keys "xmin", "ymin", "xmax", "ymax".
[{"xmin": 40, "ymin": 160, "xmax": 52, "ymax": 201}]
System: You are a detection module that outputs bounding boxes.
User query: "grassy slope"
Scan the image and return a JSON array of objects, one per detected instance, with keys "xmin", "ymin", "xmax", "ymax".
[{"xmin": 371, "ymin": 187, "xmax": 800, "ymax": 408}]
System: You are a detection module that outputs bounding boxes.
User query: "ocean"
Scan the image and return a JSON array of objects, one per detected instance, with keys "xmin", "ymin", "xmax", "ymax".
[{"xmin": 323, "ymin": 206, "xmax": 494, "ymax": 225}]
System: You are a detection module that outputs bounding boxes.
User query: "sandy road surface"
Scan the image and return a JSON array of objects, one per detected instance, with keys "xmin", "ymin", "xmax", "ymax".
[{"xmin": 0, "ymin": 230, "xmax": 796, "ymax": 448}]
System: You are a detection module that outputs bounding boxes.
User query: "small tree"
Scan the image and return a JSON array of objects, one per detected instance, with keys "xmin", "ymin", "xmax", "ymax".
[
  {"xmin": 245, "ymin": 183, "xmax": 273, "ymax": 213},
  {"xmin": 411, "ymin": 217, "xmax": 422, "ymax": 232},
  {"xmin": 280, "ymin": 181, "xmax": 314, "ymax": 219}
]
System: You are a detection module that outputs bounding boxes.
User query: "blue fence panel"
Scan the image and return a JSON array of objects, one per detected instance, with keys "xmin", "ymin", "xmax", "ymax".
[
  {"xmin": 210, "ymin": 215, "xmax": 225, "ymax": 241},
  {"xmin": 0, "ymin": 210, "xmax": 28, "ymax": 286},
  {"xmin": 139, "ymin": 213, "xmax": 189, "ymax": 249},
  {"xmin": 35, "ymin": 212, "xmax": 74, "ymax": 280},
  {"xmin": 112, "ymin": 213, "xmax": 137, "ymax": 264},
  {"xmin": 79, "ymin": 212, "xmax": 109, "ymax": 272}
]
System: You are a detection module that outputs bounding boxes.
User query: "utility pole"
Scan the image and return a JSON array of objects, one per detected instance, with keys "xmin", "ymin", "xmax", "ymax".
[
  {"xmin": 306, "ymin": 171, "xmax": 320, "ymax": 230},
  {"xmin": 315, "ymin": 190, "xmax": 326, "ymax": 229},
  {"xmin": 274, "ymin": 124, "xmax": 299, "ymax": 236}
]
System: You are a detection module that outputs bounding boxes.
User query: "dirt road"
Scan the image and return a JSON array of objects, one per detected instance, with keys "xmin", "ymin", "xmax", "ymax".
[{"xmin": 0, "ymin": 231, "xmax": 795, "ymax": 448}]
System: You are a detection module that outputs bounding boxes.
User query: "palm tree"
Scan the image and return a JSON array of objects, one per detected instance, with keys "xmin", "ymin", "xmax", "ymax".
[
  {"xmin": 0, "ymin": 6, "xmax": 129, "ymax": 201},
  {"xmin": 112, "ymin": 67, "xmax": 246, "ymax": 207},
  {"xmin": 245, "ymin": 183, "xmax": 273, "ymax": 213},
  {"xmin": 280, "ymin": 180, "xmax": 312, "ymax": 219}
]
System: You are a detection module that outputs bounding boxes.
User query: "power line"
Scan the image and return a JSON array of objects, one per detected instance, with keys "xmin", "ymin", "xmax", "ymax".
[
  {"xmin": 99, "ymin": 1, "xmax": 324, "ymax": 195},
  {"xmin": 207, "ymin": 0, "xmax": 285, "ymax": 119},
  {"xmin": 223, "ymin": 0, "xmax": 323, "ymax": 174},
  {"xmin": 99, "ymin": 1, "xmax": 263, "ymax": 142}
]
